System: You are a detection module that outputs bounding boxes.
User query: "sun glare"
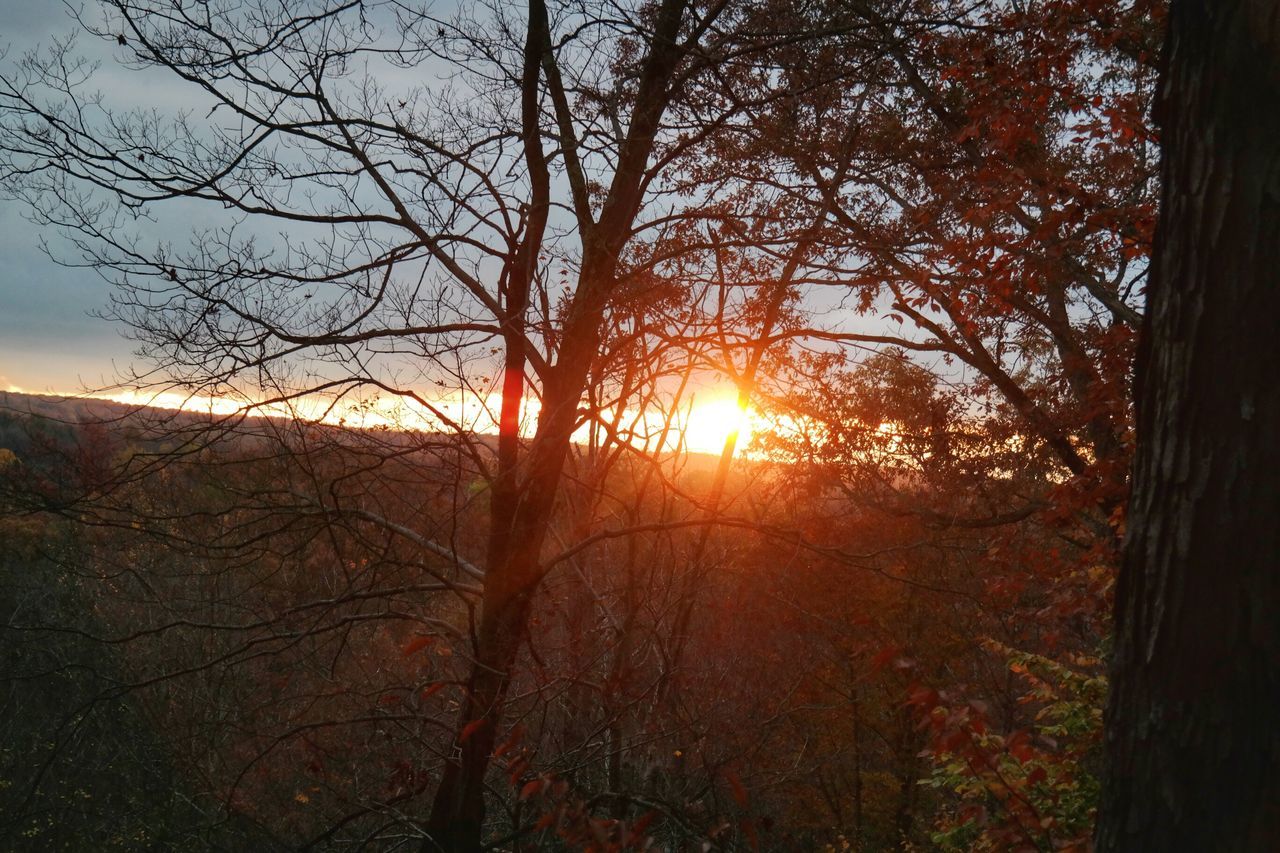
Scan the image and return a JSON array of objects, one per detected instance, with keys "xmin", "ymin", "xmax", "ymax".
[
  {"xmin": 18, "ymin": 383, "xmax": 773, "ymax": 459},
  {"xmin": 681, "ymin": 395, "xmax": 753, "ymax": 456}
]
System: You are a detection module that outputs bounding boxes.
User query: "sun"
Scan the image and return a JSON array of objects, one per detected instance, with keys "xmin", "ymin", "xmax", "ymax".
[{"xmin": 682, "ymin": 395, "xmax": 753, "ymax": 456}]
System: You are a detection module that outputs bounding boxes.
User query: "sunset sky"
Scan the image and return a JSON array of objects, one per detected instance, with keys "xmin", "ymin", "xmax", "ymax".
[{"xmin": 0, "ymin": 0, "xmax": 886, "ymax": 459}]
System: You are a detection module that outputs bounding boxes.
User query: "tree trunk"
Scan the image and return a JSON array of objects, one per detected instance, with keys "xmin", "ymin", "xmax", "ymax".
[
  {"xmin": 421, "ymin": 0, "xmax": 692, "ymax": 843},
  {"xmin": 1097, "ymin": 2, "xmax": 1280, "ymax": 849},
  {"xmin": 423, "ymin": 585, "xmax": 532, "ymax": 850},
  {"xmin": 422, "ymin": 336, "xmax": 598, "ymax": 851}
]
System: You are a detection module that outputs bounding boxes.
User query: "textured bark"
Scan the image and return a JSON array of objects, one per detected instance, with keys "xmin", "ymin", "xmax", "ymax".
[{"xmin": 1097, "ymin": 1, "xmax": 1280, "ymax": 849}]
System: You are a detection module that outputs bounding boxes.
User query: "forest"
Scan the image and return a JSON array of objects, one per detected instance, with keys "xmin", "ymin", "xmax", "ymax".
[{"xmin": 0, "ymin": 1, "xmax": 1276, "ymax": 851}]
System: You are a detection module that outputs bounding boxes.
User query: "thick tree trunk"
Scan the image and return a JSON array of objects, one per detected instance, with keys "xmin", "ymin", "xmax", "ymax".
[{"xmin": 1097, "ymin": 2, "xmax": 1280, "ymax": 849}]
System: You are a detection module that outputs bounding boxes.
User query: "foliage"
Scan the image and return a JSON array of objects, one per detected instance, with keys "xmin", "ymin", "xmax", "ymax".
[
  {"xmin": 920, "ymin": 641, "xmax": 1108, "ymax": 852},
  {"xmin": 0, "ymin": 0, "xmax": 1163, "ymax": 847}
]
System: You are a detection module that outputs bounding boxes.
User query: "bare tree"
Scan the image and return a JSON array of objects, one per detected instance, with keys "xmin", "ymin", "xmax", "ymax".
[{"xmin": 0, "ymin": 0, "xmax": 807, "ymax": 847}]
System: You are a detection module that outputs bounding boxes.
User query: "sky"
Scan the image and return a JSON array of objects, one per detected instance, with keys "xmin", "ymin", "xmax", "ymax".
[
  {"xmin": 0, "ymin": 2, "xmax": 146, "ymax": 393},
  {"xmin": 0, "ymin": 1, "xmax": 478, "ymax": 397},
  {"xmin": 0, "ymin": 2, "xmax": 745, "ymax": 450},
  {"xmin": 0, "ymin": 1, "xmax": 893, "ymax": 415}
]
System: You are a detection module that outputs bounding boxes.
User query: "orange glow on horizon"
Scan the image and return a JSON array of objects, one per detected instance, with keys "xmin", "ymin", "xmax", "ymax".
[{"xmin": 4, "ymin": 382, "xmax": 774, "ymax": 458}]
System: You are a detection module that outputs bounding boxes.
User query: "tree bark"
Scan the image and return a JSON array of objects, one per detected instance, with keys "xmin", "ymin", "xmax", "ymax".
[
  {"xmin": 422, "ymin": 1, "xmax": 692, "ymax": 846},
  {"xmin": 1097, "ymin": 2, "xmax": 1280, "ymax": 849}
]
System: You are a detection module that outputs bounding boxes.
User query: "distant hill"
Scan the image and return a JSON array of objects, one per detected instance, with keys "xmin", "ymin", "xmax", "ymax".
[
  {"xmin": 0, "ymin": 391, "xmax": 727, "ymax": 470},
  {"xmin": 0, "ymin": 390, "xmax": 148, "ymax": 424}
]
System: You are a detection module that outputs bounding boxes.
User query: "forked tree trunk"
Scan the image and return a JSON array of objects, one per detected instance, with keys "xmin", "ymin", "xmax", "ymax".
[
  {"xmin": 418, "ymin": 0, "xmax": 710, "ymax": 843},
  {"xmin": 1097, "ymin": 1, "xmax": 1280, "ymax": 848}
]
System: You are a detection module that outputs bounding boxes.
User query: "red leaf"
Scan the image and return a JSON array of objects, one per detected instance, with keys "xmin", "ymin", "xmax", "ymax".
[
  {"xmin": 725, "ymin": 770, "xmax": 748, "ymax": 808},
  {"xmin": 906, "ymin": 684, "xmax": 940, "ymax": 711},
  {"xmin": 871, "ymin": 645, "xmax": 902, "ymax": 673},
  {"xmin": 519, "ymin": 779, "xmax": 543, "ymax": 801},
  {"xmin": 630, "ymin": 810, "xmax": 658, "ymax": 837},
  {"xmin": 419, "ymin": 682, "xmax": 445, "ymax": 701},
  {"xmin": 401, "ymin": 635, "xmax": 433, "ymax": 656},
  {"xmin": 459, "ymin": 719, "xmax": 486, "ymax": 743},
  {"xmin": 1007, "ymin": 729, "xmax": 1035, "ymax": 762}
]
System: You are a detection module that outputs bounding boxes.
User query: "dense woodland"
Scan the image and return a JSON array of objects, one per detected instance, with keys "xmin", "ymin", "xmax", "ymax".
[
  {"xmin": 0, "ymin": 0, "xmax": 1273, "ymax": 850},
  {"xmin": 0, "ymin": 364, "xmax": 1115, "ymax": 851}
]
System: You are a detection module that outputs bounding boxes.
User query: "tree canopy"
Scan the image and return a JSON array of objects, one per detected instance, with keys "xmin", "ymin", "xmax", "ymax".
[{"xmin": 0, "ymin": 1, "xmax": 1184, "ymax": 850}]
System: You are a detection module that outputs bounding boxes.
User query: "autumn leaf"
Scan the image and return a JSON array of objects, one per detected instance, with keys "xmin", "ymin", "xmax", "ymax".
[
  {"xmin": 631, "ymin": 810, "xmax": 658, "ymax": 836},
  {"xmin": 1007, "ymin": 729, "xmax": 1036, "ymax": 763},
  {"xmin": 725, "ymin": 770, "xmax": 749, "ymax": 808},
  {"xmin": 401, "ymin": 635, "xmax": 433, "ymax": 656},
  {"xmin": 870, "ymin": 644, "xmax": 902, "ymax": 673}
]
